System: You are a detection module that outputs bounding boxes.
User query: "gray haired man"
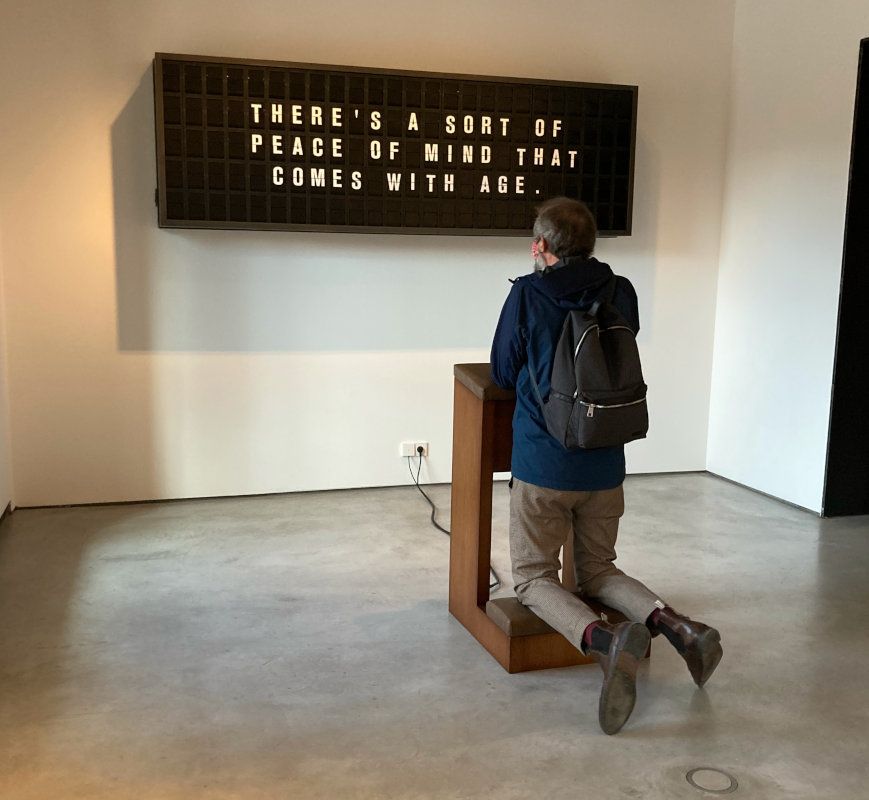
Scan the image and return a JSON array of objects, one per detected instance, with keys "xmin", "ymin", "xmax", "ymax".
[{"xmin": 491, "ymin": 197, "xmax": 723, "ymax": 734}]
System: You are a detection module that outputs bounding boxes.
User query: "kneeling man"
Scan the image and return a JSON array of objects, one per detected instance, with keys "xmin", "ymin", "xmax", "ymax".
[{"xmin": 491, "ymin": 197, "xmax": 722, "ymax": 734}]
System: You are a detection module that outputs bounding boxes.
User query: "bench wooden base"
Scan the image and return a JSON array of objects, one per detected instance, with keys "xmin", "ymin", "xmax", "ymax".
[{"xmin": 449, "ymin": 364, "xmax": 648, "ymax": 674}]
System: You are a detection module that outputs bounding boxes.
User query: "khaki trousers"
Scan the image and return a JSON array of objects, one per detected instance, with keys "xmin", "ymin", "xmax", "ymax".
[{"xmin": 509, "ymin": 477, "xmax": 664, "ymax": 652}]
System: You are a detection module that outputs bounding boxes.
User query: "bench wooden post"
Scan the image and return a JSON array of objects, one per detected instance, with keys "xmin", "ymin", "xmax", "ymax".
[{"xmin": 448, "ymin": 363, "xmax": 615, "ymax": 673}]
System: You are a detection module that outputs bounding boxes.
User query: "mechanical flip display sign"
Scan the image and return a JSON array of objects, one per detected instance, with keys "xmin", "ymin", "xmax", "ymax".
[{"xmin": 154, "ymin": 54, "xmax": 638, "ymax": 236}]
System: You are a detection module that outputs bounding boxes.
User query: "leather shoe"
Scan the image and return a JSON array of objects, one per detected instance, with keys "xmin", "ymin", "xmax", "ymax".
[
  {"xmin": 593, "ymin": 621, "xmax": 650, "ymax": 735},
  {"xmin": 651, "ymin": 607, "xmax": 723, "ymax": 687}
]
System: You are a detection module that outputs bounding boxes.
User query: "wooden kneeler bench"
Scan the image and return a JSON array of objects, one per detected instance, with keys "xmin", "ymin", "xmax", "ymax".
[
  {"xmin": 486, "ymin": 596, "xmax": 630, "ymax": 639},
  {"xmin": 449, "ymin": 363, "xmax": 635, "ymax": 674}
]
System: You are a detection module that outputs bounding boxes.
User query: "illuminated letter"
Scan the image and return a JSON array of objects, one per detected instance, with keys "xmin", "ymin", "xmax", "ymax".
[
  {"xmin": 292, "ymin": 137, "xmax": 304, "ymax": 156},
  {"xmin": 500, "ymin": 117, "xmax": 510, "ymax": 136},
  {"xmin": 445, "ymin": 115, "xmax": 456, "ymax": 134},
  {"xmin": 332, "ymin": 169, "xmax": 343, "ymax": 188},
  {"xmin": 553, "ymin": 119, "xmax": 563, "ymax": 137},
  {"xmin": 272, "ymin": 166, "xmax": 284, "ymax": 186},
  {"xmin": 271, "ymin": 104, "xmax": 283, "ymax": 124},
  {"xmin": 481, "ymin": 116, "xmax": 492, "ymax": 135},
  {"xmin": 311, "ymin": 106, "xmax": 323, "ymax": 126},
  {"xmin": 312, "ymin": 138, "xmax": 324, "ymax": 157},
  {"xmin": 463, "ymin": 115, "xmax": 474, "ymax": 134},
  {"xmin": 425, "ymin": 174, "xmax": 437, "ymax": 191},
  {"xmin": 535, "ymin": 118, "xmax": 546, "ymax": 137},
  {"xmin": 251, "ymin": 133, "xmax": 263, "ymax": 153},
  {"xmin": 387, "ymin": 172, "xmax": 402, "ymax": 191},
  {"xmin": 533, "ymin": 148, "xmax": 544, "ymax": 166},
  {"xmin": 498, "ymin": 175, "xmax": 508, "ymax": 194},
  {"xmin": 332, "ymin": 139, "xmax": 343, "ymax": 158},
  {"xmin": 389, "ymin": 141, "xmax": 400, "ymax": 161},
  {"xmin": 370, "ymin": 140, "xmax": 382, "ymax": 160},
  {"xmin": 481, "ymin": 145, "xmax": 491, "ymax": 164},
  {"xmin": 250, "ymin": 103, "xmax": 262, "ymax": 123},
  {"xmin": 516, "ymin": 147, "xmax": 526, "ymax": 166},
  {"xmin": 568, "ymin": 150, "xmax": 579, "ymax": 168},
  {"xmin": 331, "ymin": 107, "xmax": 343, "ymax": 128},
  {"xmin": 444, "ymin": 173, "xmax": 455, "ymax": 192},
  {"xmin": 291, "ymin": 105, "xmax": 303, "ymax": 126},
  {"xmin": 407, "ymin": 112, "xmax": 419, "ymax": 131},
  {"xmin": 370, "ymin": 110, "xmax": 382, "ymax": 131},
  {"xmin": 272, "ymin": 135, "xmax": 283, "ymax": 155},
  {"xmin": 515, "ymin": 176, "xmax": 525, "ymax": 194},
  {"xmin": 351, "ymin": 171, "xmax": 363, "ymax": 189},
  {"xmin": 479, "ymin": 175, "xmax": 490, "ymax": 193},
  {"xmin": 424, "ymin": 143, "xmax": 439, "ymax": 162},
  {"xmin": 310, "ymin": 168, "xmax": 326, "ymax": 187},
  {"xmin": 462, "ymin": 145, "xmax": 473, "ymax": 164},
  {"xmin": 551, "ymin": 149, "xmax": 560, "ymax": 167},
  {"xmin": 292, "ymin": 167, "xmax": 304, "ymax": 187}
]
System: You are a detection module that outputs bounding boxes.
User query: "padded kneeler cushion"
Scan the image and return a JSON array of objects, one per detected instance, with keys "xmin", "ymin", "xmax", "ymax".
[{"xmin": 485, "ymin": 595, "xmax": 630, "ymax": 638}]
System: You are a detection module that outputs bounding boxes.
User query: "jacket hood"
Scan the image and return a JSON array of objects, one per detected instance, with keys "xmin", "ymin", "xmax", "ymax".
[{"xmin": 528, "ymin": 256, "xmax": 614, "ymax": 309}]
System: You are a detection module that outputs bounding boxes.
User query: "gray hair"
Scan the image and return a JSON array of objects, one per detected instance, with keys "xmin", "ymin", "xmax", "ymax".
[{"xmin": 532, "ymin": 197, "xmax": 597, "ymax": 259}]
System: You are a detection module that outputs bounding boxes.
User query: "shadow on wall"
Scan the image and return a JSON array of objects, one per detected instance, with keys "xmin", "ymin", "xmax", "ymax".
[{"xmin": 111, "ymin": 68, "xmax": 530, "ymax": 354}]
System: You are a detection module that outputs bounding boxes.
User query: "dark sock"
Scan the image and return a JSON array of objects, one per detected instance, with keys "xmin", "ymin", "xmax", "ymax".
[{"xmin": 583, "ymin": 622, "xmax": 613, "ymax": 654}]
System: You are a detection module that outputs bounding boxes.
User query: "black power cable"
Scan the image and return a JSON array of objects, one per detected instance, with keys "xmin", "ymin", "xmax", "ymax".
[
  {"xmin": 406, "ymin": 450, "xmax": 450, "ymax": 535},
  {"xmin": 406, "ymin": 448, "xmax": 501, "ymax": 591}
]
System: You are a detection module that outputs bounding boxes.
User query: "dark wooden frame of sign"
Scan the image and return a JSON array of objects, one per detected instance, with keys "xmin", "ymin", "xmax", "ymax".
[{"xmin": 153, "ymin": 53, "xmax": 638, "ymax": 237}]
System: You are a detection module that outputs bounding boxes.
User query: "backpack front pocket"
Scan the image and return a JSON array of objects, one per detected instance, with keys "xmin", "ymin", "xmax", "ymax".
[{"xmin": 573, "ymin": 396, "xmax": 649, "ymax": 448}]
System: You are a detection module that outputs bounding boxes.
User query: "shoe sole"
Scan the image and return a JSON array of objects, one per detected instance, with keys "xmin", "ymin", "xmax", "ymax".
[
  {"xmin": 598, "ymin": 623, "xmax": 651, "ymax": 735},
  {"xmin": 685, "ymin": 627, "xmax": 723, "ymax": 687}
]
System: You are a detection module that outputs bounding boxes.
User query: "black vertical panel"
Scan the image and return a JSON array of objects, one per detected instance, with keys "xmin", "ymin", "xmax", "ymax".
[{"xmin": 824, "ymin": 38, "xmax": 869, "ymax": 517}]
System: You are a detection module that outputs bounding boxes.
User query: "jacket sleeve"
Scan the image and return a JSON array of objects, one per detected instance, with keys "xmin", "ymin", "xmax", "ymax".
[{"xmin": 490, "ymin": 281, "xmax": 527, "ymax": 389}]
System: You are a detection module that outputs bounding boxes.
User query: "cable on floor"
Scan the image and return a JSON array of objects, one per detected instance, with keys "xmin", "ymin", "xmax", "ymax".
[{"xmin": 406, "ymin": 450, "xmax": 501, "ymax": 591}]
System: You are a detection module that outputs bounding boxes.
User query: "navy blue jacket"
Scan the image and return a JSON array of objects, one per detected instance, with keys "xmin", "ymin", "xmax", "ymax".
[{"xmin": 490, "ymin": 256, "xmax": 640, "ymax": 491}]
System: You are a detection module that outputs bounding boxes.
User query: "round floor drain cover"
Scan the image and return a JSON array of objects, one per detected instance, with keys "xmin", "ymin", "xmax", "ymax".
[{"xmin": 686, "ymin": 767, "xmax": 738, "ymax": 794}]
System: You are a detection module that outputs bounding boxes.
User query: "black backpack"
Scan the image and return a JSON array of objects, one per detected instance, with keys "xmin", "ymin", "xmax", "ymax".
[{"xmin": 529, "ymin": 276, "xmax": 648, "ymax": 449}]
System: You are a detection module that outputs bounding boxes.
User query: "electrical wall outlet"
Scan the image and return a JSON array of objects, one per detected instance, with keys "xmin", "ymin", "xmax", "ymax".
[{"xmin": 400, "ymin": 441, "xmax": 429, "ymax": 457}]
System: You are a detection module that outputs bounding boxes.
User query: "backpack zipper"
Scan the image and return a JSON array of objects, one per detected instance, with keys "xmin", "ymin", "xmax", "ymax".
[
  {"xmin": 573, "ymin": 324, "xmax": 600, "ymax": 360},
  {"xmin": 571, "ymin": 324, "xmax": 633, "ymax": 363},
  {"xmin": 600, "ymin": 325, "xmax": 634, "ymax": 334},
  {"xmin": 571, "ymin": 324, "xmax": 639, "ymax": 400},
  {"xmin": 581, "ymin": 398, "xmax": 646, "ymax": 417}
]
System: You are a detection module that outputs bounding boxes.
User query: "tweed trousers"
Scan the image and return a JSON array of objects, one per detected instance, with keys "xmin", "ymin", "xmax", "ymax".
[{"xmin": 509, "ymin": 477, "xmax": 664, "ymax": 652}]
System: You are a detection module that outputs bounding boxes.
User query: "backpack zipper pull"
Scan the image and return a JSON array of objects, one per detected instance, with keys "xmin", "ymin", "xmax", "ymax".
[{"xmin": 587, "ymin": 403, "xmax": 595, "ymax": 418}]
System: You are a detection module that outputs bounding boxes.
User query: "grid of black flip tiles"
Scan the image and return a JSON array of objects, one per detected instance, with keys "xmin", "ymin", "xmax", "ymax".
[{"xmin": 157, "ymin": 59, "xmax": 635, "ymax": 234}]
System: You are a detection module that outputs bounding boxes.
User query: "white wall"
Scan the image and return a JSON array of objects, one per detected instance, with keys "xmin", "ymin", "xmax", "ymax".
[
  {"xmin": 0, "ymin": 0, "xmax": 734, "ymax": 506},
  {"xmin": 0, "ymin": 232, "xmax": 13, "ymax": 513},
  {"xmin": 708, "ymin": 1, "xmax": 869, "ymax": 513}
]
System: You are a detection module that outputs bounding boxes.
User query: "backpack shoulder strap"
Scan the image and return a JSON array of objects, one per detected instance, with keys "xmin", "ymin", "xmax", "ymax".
[
  {"xmin": 526, "ymin": 309, "xmax": 575, "ymax": 410},
  {"xmin": 527, "ymin": 357, "xmax": 546, "ymax": 410},
  {"xmin": 589, "ymin": 275, "xmax": 618, "ymax": 317}
]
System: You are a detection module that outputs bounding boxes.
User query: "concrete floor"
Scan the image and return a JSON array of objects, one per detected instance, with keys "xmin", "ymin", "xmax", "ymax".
[{"xmin": 0, "ymin": 474, "xmax": 867, "ymax": 799}]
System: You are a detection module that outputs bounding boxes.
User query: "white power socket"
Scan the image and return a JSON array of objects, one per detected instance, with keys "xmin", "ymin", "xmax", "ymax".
[{"xmin": 400, "ymin": 441, "xmax": 429, "ymax": 458}]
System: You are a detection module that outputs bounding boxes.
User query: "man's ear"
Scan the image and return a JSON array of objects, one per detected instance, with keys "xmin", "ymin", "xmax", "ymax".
[{"xmin": 537, "ymin": 237, "xmax": 549, "ymax": 254}]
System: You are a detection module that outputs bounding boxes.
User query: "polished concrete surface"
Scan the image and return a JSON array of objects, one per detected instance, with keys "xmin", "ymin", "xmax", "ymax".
[{"xmin": 1, "ymin": 474, "xmax": 867, "ymax": 799}]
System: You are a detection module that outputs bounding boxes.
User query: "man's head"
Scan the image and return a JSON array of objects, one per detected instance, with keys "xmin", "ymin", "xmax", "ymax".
[{"xmin": 531, "ymin": 197, "xmax": 597, "ymax": 271}]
